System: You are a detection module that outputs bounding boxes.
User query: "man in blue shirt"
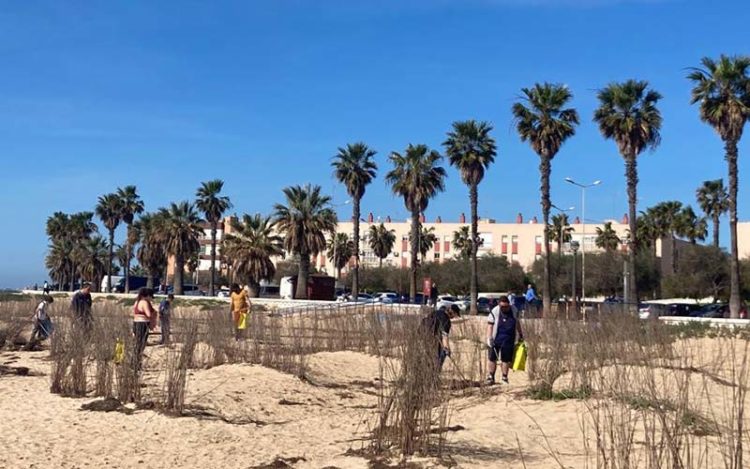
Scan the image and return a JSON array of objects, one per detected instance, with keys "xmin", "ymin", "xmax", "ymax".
[
  {"xmin": 486, "ymin": 295, "xmax": 523, "ymax": 385},
  {"xmin": 524, "ymin": 284, "xmax": 537, "ymax": 303}
]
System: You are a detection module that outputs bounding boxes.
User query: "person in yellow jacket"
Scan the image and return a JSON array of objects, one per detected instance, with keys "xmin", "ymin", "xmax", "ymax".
[{"xmin": 230, "ymin": 283, "xmax": 250, "ymax": 340}]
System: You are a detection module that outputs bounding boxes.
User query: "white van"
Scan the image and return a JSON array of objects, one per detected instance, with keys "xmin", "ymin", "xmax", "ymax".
[
  {"xmin": 280, "ymin": 276, "xmax": 296, "ymax": 299},
  {"xmin": 100, "ymin": 276, "xmax": 124, "ymax": 293}
]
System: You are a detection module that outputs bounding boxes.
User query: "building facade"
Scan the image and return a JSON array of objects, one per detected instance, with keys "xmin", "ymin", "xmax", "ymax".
[{"xmin": 312, "ymin": 212, "xmax": 632, "ymax": 275}]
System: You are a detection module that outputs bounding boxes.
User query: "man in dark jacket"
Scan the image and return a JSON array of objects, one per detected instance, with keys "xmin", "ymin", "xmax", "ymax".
[
  {"xmin": 71, "ymin": 282, "xmax": 93, "ymax": 330},
  {"xmin": 423, "ymin": 304, "xmax": 460, "ymax": 370}
]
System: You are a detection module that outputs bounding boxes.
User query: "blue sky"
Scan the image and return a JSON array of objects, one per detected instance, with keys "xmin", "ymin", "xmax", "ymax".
[{"xmin": 1, "ymin": 0, "xmax": 749, "ymax": 287}]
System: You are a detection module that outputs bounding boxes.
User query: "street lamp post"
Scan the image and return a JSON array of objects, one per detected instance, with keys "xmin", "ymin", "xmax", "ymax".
[
  {"xmin": 570, "ymin": 240, "xmax": 580, "ymax": 319},
  {"xmin": 332, "ymin": 200, "xmax": 351, "ymax": 281},
  {"xmin": 565, "ymin": 178, "xmax": 601, "ymax": 319}
]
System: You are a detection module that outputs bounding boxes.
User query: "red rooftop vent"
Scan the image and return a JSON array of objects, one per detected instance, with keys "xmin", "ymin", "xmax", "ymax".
[
  {"xmin": 516, "ymin": 213, "xmax": 523, "ymax": 224},
  {"xmin": 459, "ymin": 212, "xmax": 466, "ymax": 223}
]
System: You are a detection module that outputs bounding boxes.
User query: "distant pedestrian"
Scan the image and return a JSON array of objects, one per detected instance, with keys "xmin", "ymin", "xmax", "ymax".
[
  {"xmin": 43, "ymin": 281, "xmax": 50, "ymax": 295},
  {"xmin": 24, "ymin": 296, "xmax": 54, "ymax": 350},
  {"xmin": 422, "ymin": 304, "xmax": 460, "ymax": 370},
  {"xmin": 70, "ymin": 282, "xmax": 93, "ymax": 331},
  {"xmin": 230, "ymin": 283, "xmax": 250, "ymax": 340},
  {"xmin": 132, "ymin": 287, "xmax": 157, "ymax": 371},
  {"xmin": 33, "ymin": 283, "xmax": 38, "ymax": 291},
  {"xmin": 524, "ymin": 284, "xmax": 537, "ymax": 303},
  {"xmin": 485, "ymin": 295, "xmax": 524, "ymax": 385},
  {"xmin": 430, "ymin": 282, "xmax": 439, "ymax": 307},
  {"xmin": 158, "ymin": 294, "xmax": 174, "ymax": 345}
]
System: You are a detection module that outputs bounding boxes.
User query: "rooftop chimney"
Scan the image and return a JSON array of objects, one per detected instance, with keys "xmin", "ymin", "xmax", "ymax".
[
  {"xmin": 386, "ymin": 216, "xmax": 392, "ymax": 223},
  {"xmin": 574, "ymin": 216, "xmax": 581, "ymax": 224},
  {"xmin": 531, "ymin": 216, "xmax": 538, "ymax": 224},
  {"xmin": 621, "ymin": 213, "xmax": 629, "ymax": 225},
  {"xmin": 368, "ymin": 212, "xmax": 374, "ymax": 223},
  {"xmin": 436, "ymin": 216, "xmax": 442, "ymax": 223},
  {"xmin": 516, "ymin": 213, "xmax": 523, "ymax": 224},
  {"xmin": 459, "ymin": 212, "xmax": 466, "ymax": 224},
  {"xmin": 419, "ymin": 213, "xmax": 426, "ymax": 223}
]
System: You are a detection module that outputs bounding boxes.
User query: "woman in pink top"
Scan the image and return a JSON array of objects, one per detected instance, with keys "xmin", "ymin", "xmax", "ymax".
[{"xmin": 132, "ymin": 287, "xmax": 156, "ymax": 370}]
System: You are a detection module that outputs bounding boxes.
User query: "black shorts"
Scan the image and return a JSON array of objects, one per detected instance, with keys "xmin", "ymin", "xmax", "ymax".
[{"xmin": 488, "ymin": 344, "xmax": 514, "ymax": 363}]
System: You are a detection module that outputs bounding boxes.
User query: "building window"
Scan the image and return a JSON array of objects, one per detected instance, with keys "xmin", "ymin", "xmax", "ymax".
[{"xmin": 434, "ymin": 253, "xmax": 440, "ymax": 260}]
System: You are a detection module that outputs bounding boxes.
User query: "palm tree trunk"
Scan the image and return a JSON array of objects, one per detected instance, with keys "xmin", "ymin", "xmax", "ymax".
[
  {"xmin": 210, "ymin": 222, "xmax": 217, "ymax": 297},
  {"xmin": 409, "ymin": 209, "xmax": 419, "ymax": 303},
  {"xmin": 626, "ymin": 155, "xmax": 639, "ymax": 313},
  {"xmin": 670, "ymin": 233, "xmax": 677, "ymax": 274},
  {"xmin": 107, "ymin": 229, "xmax": 115, "ymax": 293},
  {"xmin": 726, "ymin": 139, "xmax": 741, "ymax": 319},
  {"xmin": 379, "ymin": 257, "xmax": 383, "ymax": 268},
  {"xmin": 146, "ymin": 275, "xmax": 154, "ymax": 290},
  {"xmin": 352, "ymin": 198, "xmax": 361, "ymax": 301},
  {"xmin": 125, "ymin": 224, "xmax": 132, "ymax": 293},
  {"xmin": 712, "ymin": 213, "xmax": 720, "ymax": 248},
  {"xmin": 540, "ymin": 157, "xmax": 552, "ymax": 317},
  {"xmin": 296, "ymin": 252, "xmax": 310, "ymax": 300},
  {"xmin": 470, "ymin": 183, "xmax": 479, "ymax": 315},
  {"xmin": 174, "ymin": 255, "xmax": 184, "ymax": 295}
]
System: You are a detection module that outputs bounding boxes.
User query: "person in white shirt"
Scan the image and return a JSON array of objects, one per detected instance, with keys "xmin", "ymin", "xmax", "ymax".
[{"xmin": 24, "ymin": 296, "xmax": 54, "ymax": 350}]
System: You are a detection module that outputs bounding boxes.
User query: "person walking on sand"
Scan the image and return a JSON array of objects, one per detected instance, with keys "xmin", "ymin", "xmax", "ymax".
[
  {"xmin": 24, "ymin": 296, "xmax": 54, "ymax": 350},
  {"xmin": 158, "ymin": 294, "xmax": 174, "ymax": 345},
  {"xmin": 132, "ymin": 288, "xmax": 156, "ymax": 371},
  {"xmin": 422, "ymin": 304, "xmax": 460, "ymax": 370},
  {"xmin": 230, "ymin": 283, "xmax": 250, "ymax": 341},
  {"xmin": 70, "ymin": 282, "xmax": 93, "ymax": 331},
  {"xmin": 43, "ymin": 281, "xmax": 50, "ymax": 295},
  {"xmin": 485, "ymin": 295, "xmax": 524, "ymax": 385}
]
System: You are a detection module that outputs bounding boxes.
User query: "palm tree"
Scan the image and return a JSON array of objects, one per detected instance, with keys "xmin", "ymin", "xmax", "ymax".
[
  {"xmin": 443, "ymin": 120, "xmax": 497, "ymax": 315},
  {"xmin": 274, "ymin": 184, "xmax": 337, "ymax": 299},
  {"xmin": 117, "ymin": 185, "xmax": 144, "ymax": 293},
  {"xmin": 595, "ymin": 222, "xmax": 621, "ymax": 252},
  {"xmin": 650, "ymin": 201, "xmax": 684, "ymax": 274},
  {"xmin": 594, "ymin": 80, "xmax": 662, "ymax": 311},
  {"xmin": 95, "ymin": 193, "xmax": 123, "ymax": 293},
  {"xmin": 452, "ymin": 226, "xmax": 475, "ymax": 260},
  {"xmin": 159, "ymin": 202, "xmax": 204, "ymax": 295},
  {"xmin": 368, "ymin": 223, "xmax": 396, "ymax": 267},
  {"xmin": 196, "ymin": 180, "xmax": 233, "ymax": 296},
  {"xmin": 677, "ymin": 206, "xmax": 708, "ymax": 245},
  {"xmin": 689, "ymin": 55, "xmax": 750, "ymax": 318},
  {"xmin": 513, "ymin": 83, "xmax": 579, "ymax": 315},
  {"xmin": 223, "ymin": 214, "xmax": 284, "ymax": 297},
  {"xmin": 411, "ymin": 225, "xmax": 438, "ymax": 263},
  {"xmin": 115, "ymin": 244, "xmax": 129, "ymax": 275},
  {"xmin": 636, "ymin": 211, "xmax": 660, "ymax": 256},
  {"xmin": 696, "ymin": 179, "xmax": 729, "ymax": 248},
  {"xmin": 332, "ymin": 142, "xmax": 378, "ymax": 301},
  {"xmin": 548, "ymin": 214, "xmax": 574, "ymax": 255},
  {"xmin": 76, "ymin": 236, "xmax": 108, "ymax": 290},
  {"xmin": 45, "ymin": 238, "xmax": 73, "ymax": 290},
  {"xmin": 134, "ymin": 213, "xmax": 167, "ymax": 289},
  {"xmin": 327, "ymin": 232, "xmax": 354, "ymax": 279},
  {"xmin": 386, "ymin": 145, "xmax": 446, "ymax": 302}
]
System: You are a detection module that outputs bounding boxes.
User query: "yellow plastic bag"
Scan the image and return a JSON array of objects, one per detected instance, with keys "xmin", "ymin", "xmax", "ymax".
[
  {"xmin": 512, "ymin": 341, "xmax": 527, "ymax": 372},
  {"xmin": 237, "ymin": 312, "xmax": 248, "ymax": 330},
  {"xmin": 114, "ymin": 338, "xmax": 124, "ymax": 364}
]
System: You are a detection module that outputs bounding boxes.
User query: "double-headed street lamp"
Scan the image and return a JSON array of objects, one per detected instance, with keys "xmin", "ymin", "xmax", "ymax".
[{"xmin": 564, "ymin": 178, "xmax": 601, "ymax": 312}]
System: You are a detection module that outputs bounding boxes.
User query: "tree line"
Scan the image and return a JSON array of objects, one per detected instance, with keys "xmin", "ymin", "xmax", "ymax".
[{"xmin": 44, "ymin": 54, "xmax": 749, "ymax": 317}]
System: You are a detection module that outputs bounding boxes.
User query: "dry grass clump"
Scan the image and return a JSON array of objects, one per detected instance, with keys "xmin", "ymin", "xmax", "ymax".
[{"xmin": 520, "ymin": 312, "xmax": 750, "ymax": 468}]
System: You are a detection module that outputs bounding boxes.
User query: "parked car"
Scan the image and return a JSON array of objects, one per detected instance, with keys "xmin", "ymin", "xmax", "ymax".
[
  {"xmin": 167, "ymin": 284, "xmax": 205, "ymax": 296},
  {"xmin": 638, "ymin": 303, "xmax": 670, "ymax": 319},
  {"xmin": 436, "ymin": 295, "xmax": 458, "ymax": 310},
  {"xmin": 690, "ymin": 303, "xmax": 728, "ymax": 319},
  {"xmin": 375, "ymin": 292, "xmax": 399, "ymax": 304},
  {"xmin": 667, "ymin": 303, "xmax": 703, "ymax": 317}
]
